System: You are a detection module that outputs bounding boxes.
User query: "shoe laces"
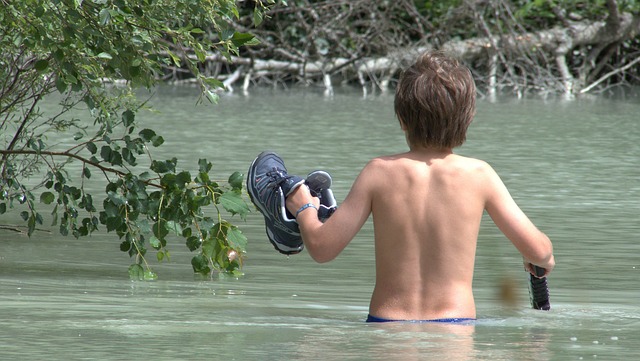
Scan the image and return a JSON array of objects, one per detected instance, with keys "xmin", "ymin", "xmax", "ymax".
[{"xmin": 266, "ymin": 168, "xmax": 291, "ymax": 188}]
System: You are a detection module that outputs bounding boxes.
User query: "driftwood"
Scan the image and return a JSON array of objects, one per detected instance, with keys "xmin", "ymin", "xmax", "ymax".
[
  {"xmin": 170, "ymin": 0, "xmax": 640, "ymax": 97},
  {"xmin": 442, "ymin": 11, "xmax": 640, "ymax": 96}
]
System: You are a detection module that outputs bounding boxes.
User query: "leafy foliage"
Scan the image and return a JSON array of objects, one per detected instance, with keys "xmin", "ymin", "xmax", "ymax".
[
  {"xmin": 514, "ymin": 0, "xmax": 609, "ymax": 26},
  {"xmin": 0, "ymin": 0, "xmax": 279, "ymax": 279}
]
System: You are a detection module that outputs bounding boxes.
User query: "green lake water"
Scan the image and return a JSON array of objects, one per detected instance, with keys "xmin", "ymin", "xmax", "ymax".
[{"xmin": 1, "ymin": 86, "xmax": 639, "ymax": 360}]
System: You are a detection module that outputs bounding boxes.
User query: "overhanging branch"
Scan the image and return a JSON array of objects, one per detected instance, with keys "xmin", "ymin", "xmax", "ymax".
[{"xmin": 0, "ymin": 149, "xmax": 163, "ymax": 189}]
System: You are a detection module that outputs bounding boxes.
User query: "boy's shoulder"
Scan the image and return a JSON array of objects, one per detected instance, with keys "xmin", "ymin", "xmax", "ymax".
[{"xmin": 446, "ymin": 153, "xmax": 492, "ymax": 170}]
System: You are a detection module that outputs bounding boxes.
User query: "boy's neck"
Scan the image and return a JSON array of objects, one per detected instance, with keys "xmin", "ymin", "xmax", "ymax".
[{"xmin": 408, "ymin": 146, "xmax": 453, "ymax": 158}]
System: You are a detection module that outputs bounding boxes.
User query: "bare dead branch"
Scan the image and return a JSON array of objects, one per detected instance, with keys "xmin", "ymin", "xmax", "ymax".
[{"xmin": 581, "ymin": 55, "xmax": 640, "ymax": 93}]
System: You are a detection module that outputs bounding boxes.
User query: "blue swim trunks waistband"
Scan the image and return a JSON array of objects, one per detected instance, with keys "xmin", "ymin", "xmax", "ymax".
[{"xmin": 366, "ymin": 314, "xmax": 476, "ymax": 323}]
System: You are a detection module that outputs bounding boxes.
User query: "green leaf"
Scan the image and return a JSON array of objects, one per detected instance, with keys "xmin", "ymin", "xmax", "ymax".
[
  {"xmin": 204, "ymin": 77, "xmax": 225, "ymax": 90},
  {"xmin": 137, "ymin": 218, "xmax": 151, "ymax": 234},
  {"xmin": 150, "ymin": 160, "xmax": 168, "ymax": 174},
  {"xmin": 103, "ymin": 199, "xmax": 119, "ymax": 217},
  {"xmin": 198, "ymin": 159, "xmax": 212, "ymax": 173},
  {"xmin": 167, "ymin": 50, "xmax": 181, "ymax": 66},
  {"xmin": 221, "ymin": 29, "xmax": 235, "ymax": 40},
  {"xmin": 219, "ymin": 191, "xmax": 248, "ymax": 219},
  {"xmin": 244, "ymin": 38, "xmax": 260, "ymax": 46},
  {"xmin": 151, "ymin": 135, "xmax": 164, "ymax": 147},
  {"xmin": 150, "ymin": 158, "xmax": 176, "ymax": 174},
  {"xmin": 100, "ymin": 146, "xmax": 112, "ymax": 162},
  {"xmin": 205, "ymin": 90, "xmax": 219, "ymax": 104},
  {"xmin": 128, "ymin": 264, "xmax": 144, "ymax": 280},
  {"xmin": 122, "ymin": 109, "xmax": 135, "ymax": 127},
  {"xmin": 133, "ymin": 5, "xmax": 143, "ymax": 16},
  {"xmin": 34, "ymin": 59, "xmax": 49, "ymax": 72},
  {"xmin": 110, "ymin": 151, "xmax": 123, "ymax": 166},
  {"xmin": 228, "ymin": 171, "xmax": 243, "ymax": 190},
  {"xmin": 0, "ymin": 203, "xmax": 6, "ymax": 214},
  {"xmin": 28, "ymin": 138, "xmax": 44, "ymax": 152},
  {"xmin": 182, "ymin": 227, "xmax": 192, "ymax": 238},
  {"xmin": 194, "ymin": 48, "xmax": 206, "ymax": 63},
  {"xmin": 86, "ymin": 142, "xmax": 97, "ymax": 154},
  {"xmin": 50, "ymin": 204, "xmax": 58, "ymax": 226},
  {"xmin": 40, "ymin": 192, "xmax": 55, "ymax": 205},
  {"xmin": 202, "ymin": 239, "xmax": 216, "ymax": 259},
  {"xmin": 27, "ymin": 214, "xmax": 36, "ymax": 236},
  {"xmin": 186, "ymin": 236, "xmax": 201, "ymax": 251},
  {"xmin": 99, "ymin": 8, "xmax": 111, "ymax": 25},
  {"xmin": 34, "ymin": 5, "xmax": 45, "ymax": 17},
  {"xmin": 55, "ymin": 76, "xmax": 68, "ymax": 93},
  {"xmin": 97, "ymin": 52, "xmax": 113, "ymax": 59},
  {"xmin": 139, "ymin": 128, "xmax": 156, "ymax": 141},
  {"xmin": 59, "ymin": 223, "xmax": 69, "ymax": 236},
  {"xmin": 84, "ymin": 95, "xmax": 95, "ymax": 109},
  {"xmin": 20, "ymin": 211, "xmax": 29, "ymax": 221},
  {"xmin": 120, "ymin": 240, "xmax": 131, "ymax": 252},
  {"xmin": 122, "ymin": 148, "xmax": 136, "ymax": 166},
  {"xmin": 106, "ymin": 216, "xmax": 123, "ymax": 232},
  {"xmin": 53, "ymin": 49, "xmax": 64, "ymax": 62},
  {"xmin": 149, "ymin": 235, "xmax": 161, "ymax": 249},
  {"xmin": 73, "ymin": 132, "xmax": 84, "ymax": 140},
  {"xmin": 191, "ymin": 254, "xmax": 210, "ymax": 275},
  {"xmin": 253, "ymin": 9, "xmax": 264, "ymax": 26},
  {"xmin": 226, "ymin": 227, "xmax": 248, "ymax": 249},
  {"xmin": 152, "ymin": 220, "xmax": 169, "ymax": 240},
  {"xmin": 138, "ymin": 172, "xmax": 152, "ymax": 181},
  {"xmin": 80, "ymin": 194, "xmax": 95, "ymax": 212},
  {"xmin": 144, "ymin": 270, "xmax": 158, "ymax": 281},
  {"xmin": 107, "ymin": 191, "xmax": 126, "ymax": 206},
  {"xmin": 175, "ymin": 171, "xmax": 191, "ymax": 188},
  {"xmin": 165, "ymin": 220, "xmax": 183, "ymax": 235}
]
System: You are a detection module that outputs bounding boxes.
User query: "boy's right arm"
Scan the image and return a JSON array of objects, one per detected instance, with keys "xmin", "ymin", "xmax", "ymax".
[{"xmin": 481, "ymin": 162, "xmax": 555, "ymax": 275}]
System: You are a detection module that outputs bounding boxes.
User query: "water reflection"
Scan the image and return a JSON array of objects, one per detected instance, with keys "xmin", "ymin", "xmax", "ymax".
[{"xmin": 367, "ymin": 322, "xmax": 476, "ymax": 361}]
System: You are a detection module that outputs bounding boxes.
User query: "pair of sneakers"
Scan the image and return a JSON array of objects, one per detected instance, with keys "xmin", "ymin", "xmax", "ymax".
[{"xmin": 246, "ymin": 151, "xmax": 337, "ymax": 255}]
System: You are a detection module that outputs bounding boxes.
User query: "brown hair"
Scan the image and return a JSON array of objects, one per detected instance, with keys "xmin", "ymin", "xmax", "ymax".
[{"xmin": 394, "ymin": 51, "xmax": 476, "ymax": 149}]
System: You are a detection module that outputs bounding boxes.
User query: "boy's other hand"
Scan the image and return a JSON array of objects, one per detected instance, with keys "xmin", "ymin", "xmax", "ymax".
[{"xmin": 524, "ymin": 256, "xmax": 554, "ymax": 277}]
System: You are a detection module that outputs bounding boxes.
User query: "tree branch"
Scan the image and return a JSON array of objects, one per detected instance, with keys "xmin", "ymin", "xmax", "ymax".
[
  {"xmin": 580, "ymin": 55, "xmax": 640, "ymax": 93},
  {"xmin": 0, "ymin": 149, "xmax": 163, "ymax": 189}
]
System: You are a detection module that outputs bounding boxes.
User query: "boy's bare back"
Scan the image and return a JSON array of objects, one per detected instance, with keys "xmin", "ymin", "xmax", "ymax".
[
  {"xmin": 367, "ymin": 150, "xmax": 487, "ymax": 320},
  {"xmin": 365, "ymin": 149, "xmax": 553, "ymax": 320}
]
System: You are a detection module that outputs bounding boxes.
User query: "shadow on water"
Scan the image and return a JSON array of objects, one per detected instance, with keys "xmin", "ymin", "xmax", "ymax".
[{"xmin": 1, "ymin": 87, "xmax": 639, "ymax": 360}]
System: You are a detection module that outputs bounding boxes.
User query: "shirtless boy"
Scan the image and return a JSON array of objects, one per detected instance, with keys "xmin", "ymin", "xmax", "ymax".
[{"xmin": 247, "ymin": 51, "xmax": 555, "ymax": 322}]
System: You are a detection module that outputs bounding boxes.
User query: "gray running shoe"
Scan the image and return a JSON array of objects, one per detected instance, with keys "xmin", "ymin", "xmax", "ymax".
[{"xmin": 247, "ymin": 151, "xmax": 306, "ymax": 255}]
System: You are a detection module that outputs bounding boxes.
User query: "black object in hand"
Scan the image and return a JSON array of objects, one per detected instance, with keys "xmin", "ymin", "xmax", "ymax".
[{"xmin": 529, "ymin": 265, "xmax": 551, "ymax": 311}]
